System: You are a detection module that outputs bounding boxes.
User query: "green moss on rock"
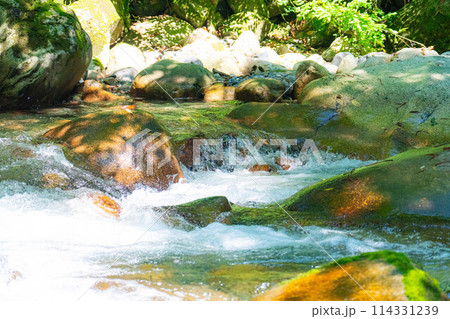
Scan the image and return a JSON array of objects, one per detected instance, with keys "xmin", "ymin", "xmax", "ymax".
[
  {"xmin": 130, "ymin": 0, "xmax": 167, "ymax": 16},
  {"xmin": 254, "ymin": 251, "xmax": 444, "ymax": 300},
  {"xmin": 172, "ymin": 0, "xmax": 219, "ymax": 28},
  {"xmin": 227, "ymin": 0, "xmax": 269, "ymax": 18},
  {"xmin": 123, "ymin": 15, "xmax": 194, "ymax": 50},
  {"xmin": 0, "ymin": 0, "xmax": 92, "ymax": 109},
  {"xmin": 221, "ymin": 11, "xmax": 272, "ymax": 40}
]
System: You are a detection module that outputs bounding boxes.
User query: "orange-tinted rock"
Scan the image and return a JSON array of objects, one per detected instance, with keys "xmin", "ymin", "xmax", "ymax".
[
  {"xmin": 248, "ymin": 164, "xmax": 276, "ymax": 172},
  {"xmin": 10, "ymin": 147, "xmax": 35, "ymax": 159},
  {"xmin": 254, "ymin": 251, "xmax": 444, "ymax": 301},
  {"xmin": 88, "ymin": 193, "xmax": 121, "ymax": 218},
  {"xmin": 82, "ymin": 80, "xmax": 124, "ymax": 103},
  {"xmin": 43, "ymin": 110, "xmax": 185, "ymax": 190},
  {"xmin": 120, "ymin": 104, "xmax": 137, "ymax": 112},
  {"xmin": 42, "ymin": 173, "xmax": 70, "ymax": 189},
  {"xmin": 204, "ymin": 84, "xmax": 236, "ymax": 102}
]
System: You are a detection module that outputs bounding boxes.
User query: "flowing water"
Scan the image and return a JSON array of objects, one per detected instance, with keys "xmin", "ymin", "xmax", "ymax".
[{"xmin": 0, "ymin": 137, "xmax": 448, "ymax": 300}]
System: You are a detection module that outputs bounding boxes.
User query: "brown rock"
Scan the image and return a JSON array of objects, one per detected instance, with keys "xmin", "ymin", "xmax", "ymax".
[
  {"xmin": 43, "ymin": 110, "xmax": 184, "ymax": 190},
  {"xmin": 88, "ymin": 193, "xmax": 121, "ymax": 218},
  {"xmin": 82, "ymin": 80, "xmax": 124, "ymax": 103},
  {"xmin": 294, "ymin": 60, "xmax": 330, "ymax": 100},
  {"xmin": 204, "ymin": 84, "xmax": 236, "ymax": 102}
]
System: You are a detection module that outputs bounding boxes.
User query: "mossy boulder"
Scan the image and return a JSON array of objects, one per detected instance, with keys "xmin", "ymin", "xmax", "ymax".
[
  {"xmin": 70, "ymin": 0, "xmax": 124, "ymax": 66},
  {"xmin": 43, "ymin": 110, "xmax": 185, "ymax": 190},
  {"xmin": 157, "ymin": 196, "xmax": 233, "ymax": 228},
  {"xmin": 130, "ymin": 0, "xmax": 166, "ymax": 16},
  {"xmin": 254, "ymin": 251, "xmax": 445, "ymax": 301},
  {"xmin": 391, "ymin": 0, "xmax": 450, "ymax": 53},
  {"xmin": 221, "ymin": 12, "xmax": 272, "ymax": 40},
  {"xmin": 123, "ymin": 15, "xmax": 194, "ymax": 51},
  {"xmin": 172, "ymin": 0, "xmax": 219, "ymax": 28},
  {"xmin": 131, "ymin": 59, "xmax": 216, "ymax": 100},
  {"xmin": 236, "ymin": 78, "xmax": 286, "ymax": 102},
  {"xmin": 297, "ymin": 56, "xmax": 450, "ymax": 158},
  {"xmin": 110, "ymin": 0, "xmax": 130, "ymax": 29},
  {"xmin": 0, "ymin": 0, "xmax": 92, "ymax": 109},
  {"xmin": 227, "ymin": 0, "xmax": 269, "ymax": 18},
  {"xmin": 283, "ymin": 144, "xmax": 450, "ymax": 220}
]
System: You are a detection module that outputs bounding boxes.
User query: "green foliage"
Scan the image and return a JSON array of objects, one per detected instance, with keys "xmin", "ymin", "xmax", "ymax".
[{"xmin": 277, "ymin": 0, "xmax": 398, "ymax": 53}]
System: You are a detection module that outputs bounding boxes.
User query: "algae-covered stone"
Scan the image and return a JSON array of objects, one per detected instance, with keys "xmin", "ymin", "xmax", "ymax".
[
  {"xmin": 227, "ymin": 0, "xmax": 269, "ymax": 18},
  {"xmin": 43, "ymin": 110, "xmax": 185, "ymax": 190},
  {"xmin": 283, "ymin": 145, "xmax": 450, "ymax": 220},
  {"xmin": 110, "ymin": 0, "xmax": 130, "ymax": 29},
  {"xmin": 172, "ymin": 0, "xmax": 219, "ymax": 28},
  {"xmin": 130, "ymin": 0, "xmax": 167, "ymax": 16},
  {"xmin": 70, "ymin": 0, "xmax": 124, "ymax": 66},
  {"xmin": 123, "ymin": 16, "xmax": 194, "ymax": 51},
  {"xmin": 298, "ymin": 56, "xmax": 450, "ymax": 158},
  {"xmin": 236, "ymin": 78, "xmax": 286, "ymax": 102},
  {"xmin": 222, "ymin": 12, "xmax": 272, "ymax": 41},
  {"xmin": 130, "ymin": 60, "xmax": 216, "ymax": 100},
  {"xmin": 159, "ymin": 196, "xmax": 233, "ymax": 228},
  {"xmin": 294, "ymin": 60, "xmax": 331, "ymax": 100},
  {"xmin": 391, "ymin": 0, "xmax": 450, "ymax": 53},
  {"xmin": 0, "ymin": 0, "xmax": 92, "ymax": 109},
  {"xmin": 254, "ymin": 251, "xmax": 445, "ymax": 301}
]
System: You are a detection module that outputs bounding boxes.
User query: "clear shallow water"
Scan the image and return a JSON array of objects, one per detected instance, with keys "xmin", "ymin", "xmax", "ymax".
[{"xmin": 0, "ymin": 138, "xmax": 448, "ymax": 300}]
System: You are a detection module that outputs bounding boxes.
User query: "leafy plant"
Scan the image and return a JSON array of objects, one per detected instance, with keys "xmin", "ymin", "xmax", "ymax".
[{"xmin": 277, "ymin": 0, "xmax": 399, "ymax": 53}]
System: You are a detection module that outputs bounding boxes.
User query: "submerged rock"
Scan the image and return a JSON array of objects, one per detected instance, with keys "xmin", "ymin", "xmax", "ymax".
[
  {"xmin": 157, "ymin": 196, "xmax": 233, "ymax": 228},
  {"xmin": 80, "ymin": 80, "xmax": 124, "ymax": 103},
  {"xmin": 283, "ymin": 144, "xmax": 450, "ymax": 220},
  {"xmin": 131, "ymin": 60, "xmax": 216, "ymax": 100},
  {"xmin": 254, "ymin": 251, "xmax": 445, "ymax": 301},
  {"xmin": 0, "ymin": 0, "xmax": 91, "ymax": 109},
  {"xmin": 43, "ymin": 110, "xmax": 185, "ymax": 190}
]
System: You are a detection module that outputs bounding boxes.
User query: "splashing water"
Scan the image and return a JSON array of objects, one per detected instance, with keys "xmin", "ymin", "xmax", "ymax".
[{"xmin": 0, "ymin": 138, "xmax": 448, "ymax": 300}]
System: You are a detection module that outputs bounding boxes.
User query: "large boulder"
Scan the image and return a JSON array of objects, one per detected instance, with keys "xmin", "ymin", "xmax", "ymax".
[
  {"xmin": 227, "ymin": 0, "xmax": 269, "ymax": 18},
  {"xmin": 297, "ymin": 56, "xmax": 450, "ymax": 157},
  {"xmin": 221, "ymin": 12, "xmax": 271, "ymax": 41},
  {"xmin": 283, "ymin": 144, "xmax": 450, "ymax": 220},
  {"xmin": 130, "ymin": 0, "xmax": 167, "ymax": 16},
  {"xmin": 70, "ymin": 0, "xmax": 124, "ymax": 66},
  {"xmin": 230, "ymin": 30, "xmax": 260, "ymax": 57},
  {"xmin": 0, "ymin": 0, "xmax": 92, "ymax": 109},
  {"xmin": 391, "ymin": 0, "xmax": 450, "ymax": 53},
  {"xmin": 236, "ymin": 78, "xmax": 286, "ymax": 102},
  {"xmin": 254, "ymin": 251, "xmax": 445, "ymax": 301},
  {"xmin": 172, "ymin": 0, "xmax": 219, "ymax": 28},
  {"xmin": 130, "ymin": 59, "xmax": 216, "ymax": 100},
  {"xmin": 123, "ymin": 16, "xmax": 194, "ymax": 51},
  {"xmin": 43, "ymin": 110, "xmax": 185, "ymax": 190}
]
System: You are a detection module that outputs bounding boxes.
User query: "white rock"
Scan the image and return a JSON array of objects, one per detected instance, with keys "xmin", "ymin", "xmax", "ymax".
[
  {"xmin": 337, "ymin": 55, "xmax": 358, "ymax": 74},
  {"xmin": 331, "ymin": 52, "xmax": 354, "ymax": 67},
  {"xmin": 231, "ymin": 31, "xmax": 260, "ymax": 57},
  {"xmin": 278, "ymin": 53, "xmax": 306, "ymax": 70},
  {"xmin": 183, "ymin": 28, "xmax": 223, "ymax": 50},
  {"xmin": 143, "ymin": 51, "xmax": 161, "ymax": 66},
  {"xmin": 323, "ymin": 63, "xmax": 338, "ymax": 74},
  {"xmin": 393, "ymin": 48, "xmax": 439, "ymax": 61},
  {"xmin": 306, "ymin": 54, "xmax": 326, "ymax": 66},
  {"xmin": 111, "ymin": 67, "xmax": 138, "ymax": 82},
  {"xmin": 255, "ymin": 47, "xmax": 280, "ymax": 63},
  {"xmin": 210, "ymin": 52, "xmax": 241, "ymax": 76},
  {"xmin": 106, "ymin": 43, "xmax": 147, "ymax": 75}
]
